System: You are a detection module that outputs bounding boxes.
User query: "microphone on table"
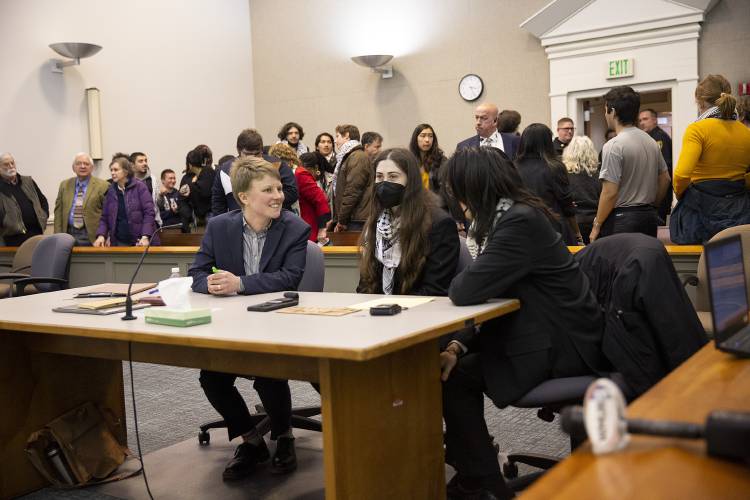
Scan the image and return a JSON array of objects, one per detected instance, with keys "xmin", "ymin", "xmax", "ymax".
[
  {"xmin": 561, "ymin": 405, "xmax": 750, "ymax": 463},
  {"xmin": 122, "ymin": 223, "xmax": 183, "ymax": 321}
]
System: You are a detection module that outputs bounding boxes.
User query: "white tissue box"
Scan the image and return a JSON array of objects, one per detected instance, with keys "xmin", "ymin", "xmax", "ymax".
[{"xmin": 145, "ymin": 307, "xmax": 211, "ymax": 327}]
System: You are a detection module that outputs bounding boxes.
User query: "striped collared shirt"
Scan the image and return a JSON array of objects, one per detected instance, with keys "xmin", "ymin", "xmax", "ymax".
[{"xmin": 238, "ymin": 217, "xmax": 269, "ymax": 292}]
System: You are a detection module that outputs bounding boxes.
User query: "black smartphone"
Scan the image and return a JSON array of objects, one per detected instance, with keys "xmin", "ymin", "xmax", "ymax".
[
  {"xmin": 369, "ymin": 304, "xmax": 402, "ymax": 316},
  {"xmin": 246, "ymin": 297, "xmax": 299, "ymax": 312}
]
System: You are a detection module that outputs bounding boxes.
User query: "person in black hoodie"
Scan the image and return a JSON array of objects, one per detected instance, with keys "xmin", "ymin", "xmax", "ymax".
[
  {"xmin": 439, "ymin": 147, "xmax": 606, "ymax": 500},
  {"xmin": 179, "ymin": 145, "xmax": 216, "ymax": 230}
]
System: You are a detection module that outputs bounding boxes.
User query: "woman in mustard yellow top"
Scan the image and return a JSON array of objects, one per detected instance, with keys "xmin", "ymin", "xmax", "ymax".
[
  {"xmin": 670, "ymin": 74, "xmax": 750, "ymax": 244},
  {"xmin": 409, "ymin": 123, "xmax": 447, "ymax": 193}
]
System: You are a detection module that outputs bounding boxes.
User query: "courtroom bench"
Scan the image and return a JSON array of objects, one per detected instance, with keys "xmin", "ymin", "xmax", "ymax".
[{"xmin": 0, "ymin": 245, "xmax": 703, "ymax": 298}]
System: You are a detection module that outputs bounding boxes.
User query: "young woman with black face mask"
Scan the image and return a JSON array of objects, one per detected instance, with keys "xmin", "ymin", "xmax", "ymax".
[{"xmin": 357, "ymin": 148, "xmax": 460, "ymax": 296}]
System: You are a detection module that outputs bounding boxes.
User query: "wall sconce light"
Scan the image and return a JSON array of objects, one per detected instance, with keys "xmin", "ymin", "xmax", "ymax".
[
  {"xmin": 49, "ymin": 43, "xmax": 102, "ymax": 73},
  {"xmin": 351, "ymin": 55, "xmax": 394, "ymax": 79}
]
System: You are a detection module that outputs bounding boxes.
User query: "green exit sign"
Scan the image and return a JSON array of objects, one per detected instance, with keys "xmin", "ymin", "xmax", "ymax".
[{"xmin": 607, "ymin": 58, "xmax": 634, "ymax": 79}]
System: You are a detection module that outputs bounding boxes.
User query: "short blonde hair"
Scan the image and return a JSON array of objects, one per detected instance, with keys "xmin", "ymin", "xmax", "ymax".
[
  {"xmin": 230, "ymin": 156, "xmax": 281, "ymax": 207},
  {"xmin": 562, "ymin": 136, "xmax": 599, "ymax": 177},
  {"xmin": 268, "ymin": 143, "xmax": 300, "ymax": 167}
]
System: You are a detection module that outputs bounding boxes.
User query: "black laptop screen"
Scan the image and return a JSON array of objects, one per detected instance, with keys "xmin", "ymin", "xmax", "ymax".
[{"xmin": 706, "ymin": 237, "xmax": 748, "ymax": 335}]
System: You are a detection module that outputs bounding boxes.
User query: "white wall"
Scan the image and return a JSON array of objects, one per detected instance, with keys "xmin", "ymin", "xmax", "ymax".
[{"xmin": 0, "ymin": 0, "xmax": 255, "ymax": 207}]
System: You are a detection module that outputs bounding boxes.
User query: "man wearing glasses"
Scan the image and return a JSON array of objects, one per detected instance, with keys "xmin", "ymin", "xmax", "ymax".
[
  {"xmin": 211, "ymin": 128, "xmax": 298, "ymax": 216},
  {"xmin": 554, "ymin": 117, "xmax": 576, "ymax": 156}
]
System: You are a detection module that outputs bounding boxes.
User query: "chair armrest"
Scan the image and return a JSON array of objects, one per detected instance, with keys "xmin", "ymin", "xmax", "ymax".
[
  {"xmin": 682, "ymin": 275, "xmax": 699, "ymax": 287},
  {"xmin": 0, "ymin": 272, "xmax": 31, "ymax": 281},
  {"xmin": 12, "ymin": 277, "xmax": 68, "ymax": 297}
]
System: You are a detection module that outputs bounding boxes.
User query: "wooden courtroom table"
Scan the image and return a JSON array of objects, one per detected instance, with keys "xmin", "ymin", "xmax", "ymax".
[
  {"xmin": 521, "ymin": 344, "xmax": 750, "ymax": 499},
  {"xmin": 0, "ymin": 287, "xmax": 519, "ymax": 499},
  {"xmin": 0, "ymin": 245, "xmax": 704, "ymax": 298}
]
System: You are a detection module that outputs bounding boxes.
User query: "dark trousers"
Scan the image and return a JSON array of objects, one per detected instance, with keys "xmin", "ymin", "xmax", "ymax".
[
  {"xmin": 199, "ymin": 370, "xmax": 292, "ymax": 440},
  {"xmin": 442, "ymin": 353, "xmax": 504, "ymax": 478},
  {"xmin": 67, "ymin": 225, "xmax": 92, "ymax": 246},
  {"xmin": 599, "ymin": 205, "xmax": 658, "ymax": 238}
]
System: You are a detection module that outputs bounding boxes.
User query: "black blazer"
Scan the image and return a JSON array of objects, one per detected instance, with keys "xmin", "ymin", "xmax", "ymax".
[
  {"xmin": 449, "ymin": 203, "xmax": 606, "ymax": 406},
  {"xmin": 456, "ymin": 133, "xmax": 520, "ymax": 160},
  {"xmin": 189, "ymin": 209, "xmax": 310, "ymax": 295},
  {"xmin": 357, "ymin": 207, "xmax": 459, "ymax": 296}
]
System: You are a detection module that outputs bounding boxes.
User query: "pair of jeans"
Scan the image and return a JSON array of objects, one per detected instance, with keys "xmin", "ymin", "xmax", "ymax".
[{"xmin": 599, "ymin": 205, "xmax": 658, "ymax": 239}]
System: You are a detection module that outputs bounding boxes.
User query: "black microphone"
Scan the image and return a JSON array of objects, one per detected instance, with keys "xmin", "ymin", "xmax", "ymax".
[
  {"xmin": 561, "ymin": 406, "xmax": 750, "ymax": 462},
  {"xmin": 122, "ymin": 223, "xmax": 183, "ymax": 321}
]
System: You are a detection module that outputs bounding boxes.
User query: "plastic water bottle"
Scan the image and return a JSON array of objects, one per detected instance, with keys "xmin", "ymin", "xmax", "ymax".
[{"xmin": 169, "ymin": 267, "xmax": 181, "ymax": 279}]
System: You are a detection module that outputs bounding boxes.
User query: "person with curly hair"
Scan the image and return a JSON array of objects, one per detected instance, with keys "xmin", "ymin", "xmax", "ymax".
[
  {"xmin": 276, "ymin": 121, "xmax": 309, "ymax": 156},
  {"xmin": 563, "ymin": 136, "xmax": 601, "ymax": 244}
]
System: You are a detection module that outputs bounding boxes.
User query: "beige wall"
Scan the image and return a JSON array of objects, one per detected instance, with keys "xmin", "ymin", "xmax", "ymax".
[
  {"xmin": 699, "ymin": 0, "xmax": 750, "ymax": 90},
  {"xmin": 250, "ymin": 0, "xmax": 550, "ymax": 155},
  {"xmin": 0, "ymin": 0, "xmax": 255, "ymax": 204}
]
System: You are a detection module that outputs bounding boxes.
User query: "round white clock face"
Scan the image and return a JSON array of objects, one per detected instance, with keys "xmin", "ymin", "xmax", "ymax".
[{"xmin": 459, "ymin": 74, "xmax": 483, "ymax": 102}]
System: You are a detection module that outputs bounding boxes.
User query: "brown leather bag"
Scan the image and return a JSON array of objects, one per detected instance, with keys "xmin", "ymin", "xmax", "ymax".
[{"xmin": 24, "ymin": 402, "xmax": 138, "ymax": 487}]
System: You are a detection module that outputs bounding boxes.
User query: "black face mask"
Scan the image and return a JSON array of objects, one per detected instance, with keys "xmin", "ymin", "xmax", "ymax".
[{"xmin": 375, "ymin": 181, "xmax": 406, "ymax": 209}]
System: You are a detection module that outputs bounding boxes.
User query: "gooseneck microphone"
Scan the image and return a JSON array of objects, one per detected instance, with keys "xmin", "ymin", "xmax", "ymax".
[
  {"xmin": 561, "ymin": 405, "xmax": 750, "ymax": 462},
  {"xmin": 122, "ymin": 223, "xmax": 183, "ymax": 320}
]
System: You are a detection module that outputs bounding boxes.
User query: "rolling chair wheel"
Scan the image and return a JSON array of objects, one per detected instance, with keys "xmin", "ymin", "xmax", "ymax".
[
  {"xmin": 198, "ymin": 430, "xmax": 210, "ymax": 445},
  {"xmin": 503, "ymin": 461, "xmax": 519, "ymax": 479}
]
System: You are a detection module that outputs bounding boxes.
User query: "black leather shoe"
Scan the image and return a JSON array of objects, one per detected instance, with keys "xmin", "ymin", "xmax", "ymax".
[
  {"xmin": 271, "ymin": 437, "xmax": 297, "ymax": 474},
  {"xmin": 222, "ymin": 441, "xmax": 270, "ymax": 481},
  {"xmin": 447, "ymin": 474, "xmax": 513, "ymax": 500}
]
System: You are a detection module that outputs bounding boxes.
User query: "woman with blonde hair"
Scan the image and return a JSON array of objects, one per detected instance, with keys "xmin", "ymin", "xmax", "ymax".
[
  {"xmin": 670, "ymin": 74, "xmax": 750, "ymax": 244},
  {"xmin": 563, "ymin": 136, "xmax": 601, "ymax": 244}
]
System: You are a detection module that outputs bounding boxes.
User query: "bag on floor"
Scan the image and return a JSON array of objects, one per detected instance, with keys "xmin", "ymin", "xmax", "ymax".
[{"xmin": 24, "ymin": 401, "xmax": 140, "ymax": 487}]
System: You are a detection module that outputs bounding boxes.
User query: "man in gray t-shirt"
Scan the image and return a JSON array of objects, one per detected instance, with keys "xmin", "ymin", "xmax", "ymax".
[{"xmin": 591, "ymin": 86, "xmax": 670, "ymax": 242}]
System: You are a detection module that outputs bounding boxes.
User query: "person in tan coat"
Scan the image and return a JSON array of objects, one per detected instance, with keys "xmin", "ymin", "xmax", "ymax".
[
  {"xmin": 53, "ymin": 152, "xmax": 109, "ymax": 246},
  {"xmin": 331, "ymin": 124, "xmax": 372, "ymax": 232}
]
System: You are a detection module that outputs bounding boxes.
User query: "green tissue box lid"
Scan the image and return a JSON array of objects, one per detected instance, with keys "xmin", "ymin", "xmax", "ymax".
[{"xmin": 145, "ymin": 307, "xmax": 211, "ymax": 327}]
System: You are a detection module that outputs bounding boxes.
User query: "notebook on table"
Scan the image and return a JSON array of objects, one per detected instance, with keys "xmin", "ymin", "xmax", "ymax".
[{"xmin": 704, "ymin": 234, "xmax": 750, "ymax": 357}]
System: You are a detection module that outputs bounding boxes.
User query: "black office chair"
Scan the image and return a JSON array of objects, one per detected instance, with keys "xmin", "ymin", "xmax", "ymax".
[
  {"xmin": 501, "ymin": 234, "xmax": 705, "ymax": 490},
  {"xmin": 198, "ymin": 241, "xmax": 325, "ymax": 445}
]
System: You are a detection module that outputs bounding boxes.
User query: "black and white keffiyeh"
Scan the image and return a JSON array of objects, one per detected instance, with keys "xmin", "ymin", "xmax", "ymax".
[
  {"xmin": 374, "ymin": 209, "xmax": 401, "ymax": 295},
  {"xmin": 465, "ymin": 198, "xmax": 514, "ymax": 260},
  {"xmin": 696, "ymin": 104, "xmax": 738, "ymax": 122},
  {"xmin": 277, "ymin": 140, "xmax": 309, "ymax": 156}
]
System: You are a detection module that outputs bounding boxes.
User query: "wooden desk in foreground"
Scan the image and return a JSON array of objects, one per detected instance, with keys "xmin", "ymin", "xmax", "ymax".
[
  {"xmin": 521, "ymin": 344, "xmax": 750, "ymax": 499},
  {"xmin": 0, "ymin": 288, "xmax": 519, "ymax": 499}
]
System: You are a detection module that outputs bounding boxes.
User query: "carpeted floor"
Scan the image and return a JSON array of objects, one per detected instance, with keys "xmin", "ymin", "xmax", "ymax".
[{"xmin": 21, "ymin": 362, "xmax": 569, "ymax": 499}]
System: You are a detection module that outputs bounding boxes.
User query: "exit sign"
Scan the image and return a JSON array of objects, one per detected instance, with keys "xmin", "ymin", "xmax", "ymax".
[{"xmin": 607, "ymin": 58, "xmax": 634, "ymax": 79}]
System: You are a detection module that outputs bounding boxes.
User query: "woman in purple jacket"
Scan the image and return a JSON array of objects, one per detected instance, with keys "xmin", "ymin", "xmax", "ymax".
[{"xmin": 93, "ymin": 157, "xmax": 158, "ymax": 246}]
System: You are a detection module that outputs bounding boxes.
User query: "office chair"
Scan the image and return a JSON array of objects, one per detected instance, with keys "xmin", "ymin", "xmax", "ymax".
[
  {"xmin": 0, "ymin": 234, "xmax": 74, "ymax": 298},
  {"xmin": 503, "ymin": 234, "xmax": 705, "ymax": 489},
  {"xmin": 682, "ymin": 224, "xmax": 750, "ymax": 335},
  {"xmin": 198, "ymin": 241, "xmax": 325, "ymax": 445},
  {"xmin": 0, "ymin": 235, "xmax": 44, "ymax": 298}
]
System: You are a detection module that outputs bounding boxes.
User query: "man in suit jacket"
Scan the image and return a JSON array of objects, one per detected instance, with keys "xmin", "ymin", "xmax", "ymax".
[
  {"xmin": 53, "ymin": 152, "xmax": 109, "ymax": 246},
  {"xmin": 456, "ymin": 103, "xmax": 520, "ymax": 159},
  {"xmin": 210, "ymin": 128, "xmax": 298, "ymax": 216},
  {"xmin": 189, "ymin": 156, "xmax": 309, "ymax": 482}
]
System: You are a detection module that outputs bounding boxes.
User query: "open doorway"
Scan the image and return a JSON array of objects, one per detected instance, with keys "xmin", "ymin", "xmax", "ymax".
[{"xmin": 580, "ymin": 89, "xmax": 672, "ymax": 154}]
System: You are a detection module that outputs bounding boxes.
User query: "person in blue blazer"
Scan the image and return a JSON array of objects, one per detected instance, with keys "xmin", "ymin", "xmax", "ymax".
[
  {"xmin": 455, "ymin": 103, "xmax": 520, "ymax": 160},
  {"xmin": 189, "ymin": 156, "xmax": 309, "ymax": 482}
]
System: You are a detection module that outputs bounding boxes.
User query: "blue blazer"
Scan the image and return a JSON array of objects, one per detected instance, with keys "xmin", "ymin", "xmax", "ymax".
[
  {"xmin": 456, "ymin": 133, "xmax": 520, "ymax": 160},
  {"xmin": 189, "ymin": 209, "xmax": 310, "ymax": 295}
]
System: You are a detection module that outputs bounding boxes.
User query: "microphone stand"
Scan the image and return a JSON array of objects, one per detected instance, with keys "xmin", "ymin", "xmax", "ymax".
[{"xmin": 122, "ymin": 223, "xmax": 183, "ymax": 320}]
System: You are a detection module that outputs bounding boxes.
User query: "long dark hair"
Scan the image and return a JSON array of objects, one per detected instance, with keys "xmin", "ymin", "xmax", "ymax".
[
  {"xmin": 516, "ymin": 123, "xmax": 559, "ymax": 166},
  {"xmin": 444, "ymin": 147, "xmax": 554, "ymax": 245},
  {"xmin": 359, "ymin": 148, "xmax": 433, "ymax": 294},
  {"xmin": 408, "ymin": 123, "xmax": 445, "ymax": 174}
]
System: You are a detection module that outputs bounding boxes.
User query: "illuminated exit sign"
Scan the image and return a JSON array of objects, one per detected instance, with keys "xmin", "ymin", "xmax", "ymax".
[{"xmin": 607, "ymin": 58, "xmax": 634, "ymax": 79}]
